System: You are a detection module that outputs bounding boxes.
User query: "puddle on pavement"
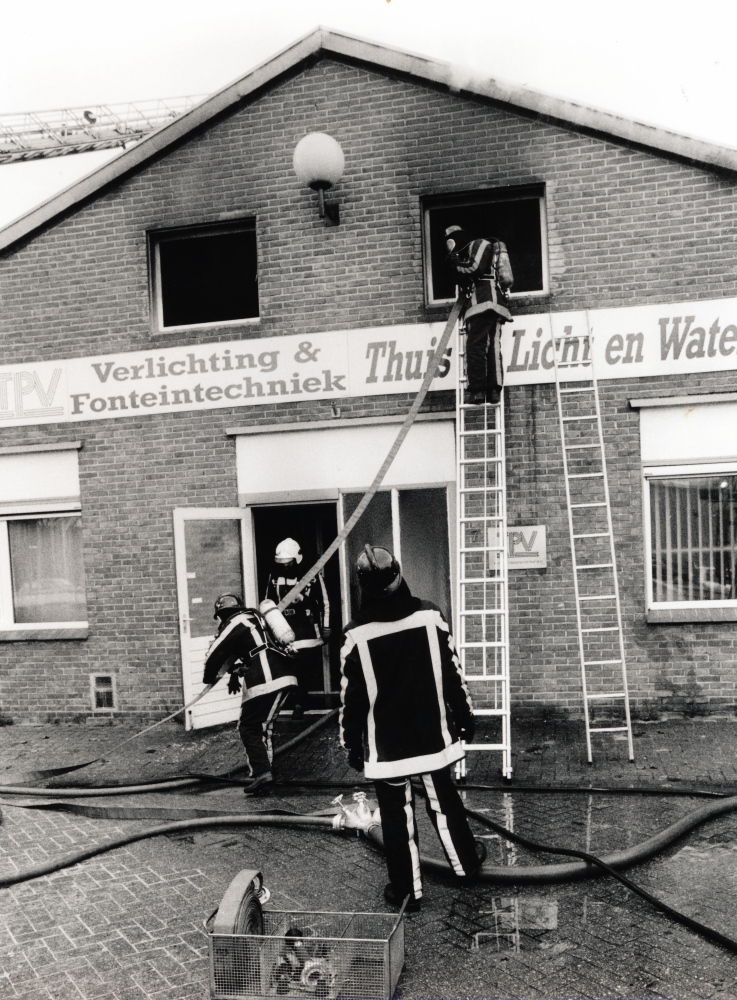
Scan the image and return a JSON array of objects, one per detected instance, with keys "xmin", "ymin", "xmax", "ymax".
[{"xmin": 405, "ymin": 790, "xmax": 737, "ymax": 958}]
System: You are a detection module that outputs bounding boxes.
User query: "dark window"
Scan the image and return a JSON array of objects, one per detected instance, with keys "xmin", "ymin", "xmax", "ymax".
[
  {"xmin": 153, "ymin": 222, "xmax": 258, "ymax": 329},
  {"xmin": 423, "ymin": 186, "xmax": 547, "ymax": 303},
  {"xmin": 94, "ymin": 676, "xmax": 114, "ymax": 710}
]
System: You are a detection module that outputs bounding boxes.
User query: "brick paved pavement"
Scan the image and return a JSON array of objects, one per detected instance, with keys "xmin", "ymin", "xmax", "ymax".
[{"xmin": 0, "ymin": 714, "xmax": 736, "ymax": 999}]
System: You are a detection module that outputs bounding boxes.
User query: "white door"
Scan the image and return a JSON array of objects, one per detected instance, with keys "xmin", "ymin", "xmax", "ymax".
[{"xmin": 173, "ymin": 507, "xmax": 257, "ymax": 730}]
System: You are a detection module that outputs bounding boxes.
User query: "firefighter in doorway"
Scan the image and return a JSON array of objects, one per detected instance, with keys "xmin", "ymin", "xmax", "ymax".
[
  {"xmin": 203, "ymin": 594, "xmax": 297, "ymax": 795},
  {"xmin": 339, "ymin": 545, "xmax": 486, "ymax": 912},
  {"xmin": 263, "ymin": 538, "xmax": 331, "ymax": 720},
  {"xmin": 444, "ymin": 224, "xmax": 514, "ymax": 406}
]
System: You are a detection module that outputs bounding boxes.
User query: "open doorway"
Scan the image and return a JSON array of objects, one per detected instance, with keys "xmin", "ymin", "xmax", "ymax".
[{"xmin": 251, "ymin": 502, "xmax": 342, "ymax": 694}]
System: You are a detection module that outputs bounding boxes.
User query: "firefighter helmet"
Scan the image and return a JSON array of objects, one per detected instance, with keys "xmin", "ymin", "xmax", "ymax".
[
  {"xmin": 275, "ymin": 538, "xmax": 303, "ymax": 565},
  {"xmin": 213, "ymin": 593, "xmax": 244, "ymax": 620},
  {"xmin": 356, "ymin": 544, "xmax": 402, "ymax": 596}
]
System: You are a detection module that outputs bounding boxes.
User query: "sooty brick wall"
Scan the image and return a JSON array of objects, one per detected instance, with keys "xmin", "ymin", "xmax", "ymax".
[{"xmin": 1, "ymin": 53, "xmax": 736, "ymax": 720}]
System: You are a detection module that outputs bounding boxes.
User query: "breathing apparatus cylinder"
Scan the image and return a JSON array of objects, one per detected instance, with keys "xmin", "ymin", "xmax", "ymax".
[{"xmin": 260, "ymin": 599, "xmax": 296, "ymax": 647}]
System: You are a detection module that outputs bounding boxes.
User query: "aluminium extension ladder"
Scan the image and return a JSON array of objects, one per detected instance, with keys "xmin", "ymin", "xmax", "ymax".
[
  {"xmin": 550, "ymin": 315, "xmax": 634, "ymax": 763},
  {"xmin": 455, "ymin": 317, "xmax": 512, "ymax": 780}
]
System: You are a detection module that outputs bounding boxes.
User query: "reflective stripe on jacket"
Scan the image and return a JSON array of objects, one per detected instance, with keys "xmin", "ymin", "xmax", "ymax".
[{"xmin": 339, "ymin": 602, "xmax": 473, "ymax": 779}]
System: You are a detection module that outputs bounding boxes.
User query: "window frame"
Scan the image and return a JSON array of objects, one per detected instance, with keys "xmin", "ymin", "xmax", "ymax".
[
  {"xmin": 337, "ymin": 482, "xmax": 455, "ymax": 626},
  {"xmin": 421, "ymin": 185, "xmax": 550, "ymax": 307},
  {"xmin": 643, "ymin": 461, "xmax": 737, "ymax": 611},
  {"xmin": 149, "ymin": 219, "xmax": 260, "ymax": 334},
  {"xmin": 90, "ymin": 673, "xmax": 117, "ymax": 713},
  {"xmin": 0, "ymin": 510, "xmax": 89, "ymax": 631}
]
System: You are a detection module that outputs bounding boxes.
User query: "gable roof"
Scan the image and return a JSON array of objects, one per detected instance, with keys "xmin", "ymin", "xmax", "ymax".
[{"xmin": 2, "ymin": 26, "xmax": 736, "ymax": 253}]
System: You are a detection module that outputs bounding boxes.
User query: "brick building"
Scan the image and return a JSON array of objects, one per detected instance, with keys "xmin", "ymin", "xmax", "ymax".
[{"xmin": 0, "ymin": 29, "xmax": 736, "ymax": 732}]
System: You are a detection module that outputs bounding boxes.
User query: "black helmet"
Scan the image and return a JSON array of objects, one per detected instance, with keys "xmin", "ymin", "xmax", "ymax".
[
  {"xmin": 356, "ymin": 544, "xmax": 402, "ymax": 596},
  {"xmin": 213, "ymin": 593, "xmax": 244, "ymax": 620}
]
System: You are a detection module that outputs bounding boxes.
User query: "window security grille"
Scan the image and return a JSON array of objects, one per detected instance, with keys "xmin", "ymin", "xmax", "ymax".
[{"xmin": 650, "ymin": 475, "xmax": 737, "ymax": 603}]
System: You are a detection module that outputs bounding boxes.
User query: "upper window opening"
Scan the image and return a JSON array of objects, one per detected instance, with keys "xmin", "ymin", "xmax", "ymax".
[
  {"xmin": 423, "ymin": 186, "xmax": 547, "ymax": 305},
  {"xmin": 152, "ymin": 221, "xmax": 259, "ymax": 330}
]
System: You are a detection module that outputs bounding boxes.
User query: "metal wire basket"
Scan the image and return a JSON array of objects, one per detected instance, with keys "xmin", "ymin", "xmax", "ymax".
[{"xmin": 208, "ymin": 908, "xmax": 405, "ymax": 1000}]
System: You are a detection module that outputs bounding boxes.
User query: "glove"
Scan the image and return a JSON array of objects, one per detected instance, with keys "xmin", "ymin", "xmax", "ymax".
[
  {"xmin": 347, "ymin": 749, "xmax": 364, "ymax": 773},
  {"xmin": 458, "ymin": 716, "xmax": 475, "ymax": 743},
  {"xmin": 227, "ymin": 673, "xmax": 241, "ymax": 695}
]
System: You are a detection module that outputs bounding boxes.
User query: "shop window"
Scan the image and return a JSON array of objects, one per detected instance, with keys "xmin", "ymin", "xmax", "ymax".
[
  {"xmin": 151, "ymin": 221, "xmax": 259, "ymax": 330},
  {"xmin": 341, "ymin": 486, "xmax": 451, "ymax": 621},
  {"xmin": 646, "ymin": 467, "xmax": 737, "ymax": 607},
  {"xmin": 0, "ymin": 514, "xmax": 88, "ymax": 626},
  {"xmin": 423, "ymin": 185, "xmax": 547, "ymax": 305},
  {"xmin": 0, "ymin": 446, "xmax": 87, "ymax": 636},
  {"xmin": 90, "ymin": 674, "xmax": 116, "ymax": 712}
]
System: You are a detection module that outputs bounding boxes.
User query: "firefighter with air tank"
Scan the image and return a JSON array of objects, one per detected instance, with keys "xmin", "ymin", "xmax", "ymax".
[{"xmin": 203, "ymin": 593, "xmax": 298, "ymax": 795}]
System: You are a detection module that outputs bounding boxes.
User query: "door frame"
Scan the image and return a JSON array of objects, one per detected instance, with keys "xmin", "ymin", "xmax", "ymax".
[
  {"xmin": 172, "ymin": 507, "xmax": 255, "ymax": 728},
  {"xmin": 241, "ymin": 495, "xmax": 341, "ymax": 693}
]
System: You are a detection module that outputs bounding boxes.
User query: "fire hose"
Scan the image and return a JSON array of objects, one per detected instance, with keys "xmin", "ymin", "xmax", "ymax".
[{"xmin": 1, "ymin": 784, "xmax": 737, "ymax": 953}]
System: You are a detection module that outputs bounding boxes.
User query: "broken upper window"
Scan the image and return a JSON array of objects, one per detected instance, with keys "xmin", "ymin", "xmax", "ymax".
[
  {"xmin": 150, "ymin": 221, "xmax": 259, "ymax": 330},
  {"xmin": 423, "ymin": 185, "xmax": 548, "ymax": 306}
]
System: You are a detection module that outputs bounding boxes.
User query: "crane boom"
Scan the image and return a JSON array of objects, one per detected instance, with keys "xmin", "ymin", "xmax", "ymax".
[{"xmin": 0, "ymin": 96, "xmax": 207, "ymax": 164}]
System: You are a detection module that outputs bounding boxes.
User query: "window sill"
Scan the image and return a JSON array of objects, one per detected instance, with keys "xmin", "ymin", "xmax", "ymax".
[
  {"xmin": 647, "ymin": 608, "xmax": 737, "ymax": 624},
  {"xmin": 0, "ymin": 627, "xmax": 90, "ymax": 641}
]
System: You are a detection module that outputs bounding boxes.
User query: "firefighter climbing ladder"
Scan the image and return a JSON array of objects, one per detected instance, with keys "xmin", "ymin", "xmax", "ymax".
[
  {"xmin": 551, "ymin": 314, "xmax": 634, "ymax": 763},
  {"xmin": 455, "ymin": 317, "xmax": 512, "ymax": 780}
]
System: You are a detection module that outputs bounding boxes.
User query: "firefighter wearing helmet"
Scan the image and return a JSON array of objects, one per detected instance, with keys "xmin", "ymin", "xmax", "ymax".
[
  {"xmin": 203, "ymin": 593, "xmax": 297, "ymax": 795},
  {"xmin": 263, "ymin": 538, "xmax": 331, "ymax": 719},
  {"xmin": 444, "ymin": 223, "xmax": 514, "ymax": 406},
  {"xmin": 339, "ymin": 544, "xmax": 486, "ymax": 911}
]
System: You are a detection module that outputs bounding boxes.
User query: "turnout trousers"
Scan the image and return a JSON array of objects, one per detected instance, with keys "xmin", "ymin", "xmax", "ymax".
[
  {"xmin": 238, "ymin": 688, "xmax": 293, "ymax": 778},
  {"xmin": 373, "ymin": 765, "xmax": 478, "ymax": 900},
  {"xmin": 465, "ymin": 311, "xmax": 504, "ymax": 397}
]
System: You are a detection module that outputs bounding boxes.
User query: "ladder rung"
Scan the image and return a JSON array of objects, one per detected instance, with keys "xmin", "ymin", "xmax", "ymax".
[
  {"xmin": 460, "ymin": 458, "xmax": 502, "ymax": 465},
  {"xmin": 459, "ymin": 487, "xmax": 503, "ymax": 494},
  {"xmin": 578, "ymin": 594, "xmax": 616, "ymax": 601},
  {"xmin": 459, "ymin": 547, "xmax": 504, "ymax": 553},
  {"xmin": 459, "ymin": 429, "xmax": 502, "ymax": 437},
  {"xmin": 559, "ymin": 387, "xmax": 594, "ymax": 394},
  {"xmin": 463, "ymin": 742, "xmax": 507, "ymax": 749},
  {"xmin": 584, "ymin": 660, "xmax": 622, "ymax": 667},
  {"xmin": 581, "ymin": 626, "xmax": 619, "ymax": 633},
  {"xmin": 587, "ymin": 692, "xmax": 626, "ymax": 699},
  {"xmin": 588, "ymin": 726, "xmax": 630, "ymax": 733},
  {"xmin": 573, "ymin": 532, "xmax": 610, "ymax": 539},
  {"xmin": 460, "ymin": 609, "xmax": 504, "ymax": 615},
  {"xmin": 459, "ymin": 579, "xmax": 507, "ymax": 586},
  {"xmin": 459, "ymin": 517, "xmax": 502, "ymax": 523},
  {"xmin": 462, "ymin": 641, "xmax": 506, "ymax": 648},
  {"xmin": 571, "ymin": 502, "xmax": 607, "ymax": 508},
  {"xmin": 576, "ymin": 563, "xmax": 614, "ymax": 570},
  {"xmin": 565, "ymin": 443, "xmax": 600, "ymax": 450},
  {"xmin": 562, "ymin": 415, "xmax": 597, "ymax": 422},
  {"xmin": 567, "ymin": 473, "xmax": 604, "ymax": 479},
  {"xmin": 470, "ymin": 709, "xmax": 508, "ymax": 716}
]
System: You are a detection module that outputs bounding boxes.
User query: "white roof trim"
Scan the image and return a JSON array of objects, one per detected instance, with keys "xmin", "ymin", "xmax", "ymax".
[{"xmin": 2, "ymin": 26, "xmax": 737, "ymax": 253}]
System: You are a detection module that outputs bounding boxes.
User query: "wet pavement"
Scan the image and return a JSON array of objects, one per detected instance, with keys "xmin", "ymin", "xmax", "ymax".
[{"xmin": 0, "ymin": 714, "xmax": 736, "ymax": 999}]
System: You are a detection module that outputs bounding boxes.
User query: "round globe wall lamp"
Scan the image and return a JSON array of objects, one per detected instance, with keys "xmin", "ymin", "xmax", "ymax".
[{"xmin": 293, "ymin": 132, "xmax": 345, "ymax": 226}]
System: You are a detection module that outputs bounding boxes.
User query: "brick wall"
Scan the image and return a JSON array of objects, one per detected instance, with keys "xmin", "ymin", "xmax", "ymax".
[{"xmin": 0, "ymin": 55, "xmax": 736, "ymax": 720}]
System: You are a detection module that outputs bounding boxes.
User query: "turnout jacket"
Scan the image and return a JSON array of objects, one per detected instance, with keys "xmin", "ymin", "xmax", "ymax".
[
  {"xmin": 203, "ymin": 609, "xmax": 297, "ymax": 702},
  {"xmin": 263, "ymin": 571, "xmax": 329, "ymax": 649},
  {"xmin": 339, "ymin": 582, "xmax": 474, "ymax": 779},
  {"xmin": 448, "ymin": 237, "xmax": 514, "ymax": 322}
]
